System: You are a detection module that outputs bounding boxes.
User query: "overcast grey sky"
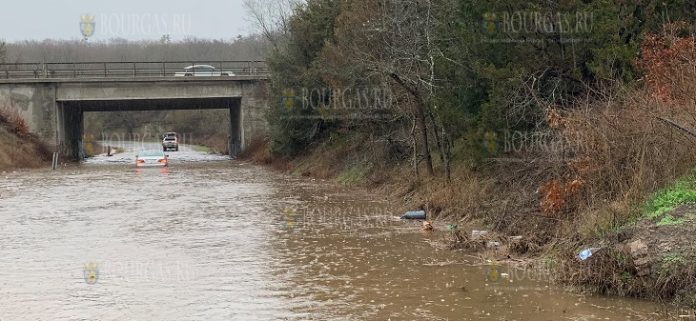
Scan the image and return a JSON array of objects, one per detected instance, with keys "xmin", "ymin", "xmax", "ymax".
[{"xmin": 0, "ymin": 0, "xmax": 253, "ymax": 42}]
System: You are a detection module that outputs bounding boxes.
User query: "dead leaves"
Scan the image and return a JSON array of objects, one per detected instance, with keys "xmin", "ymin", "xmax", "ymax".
[{"xmin": 538, "ymin": 178, "xmax": 585, "ymax": 216}]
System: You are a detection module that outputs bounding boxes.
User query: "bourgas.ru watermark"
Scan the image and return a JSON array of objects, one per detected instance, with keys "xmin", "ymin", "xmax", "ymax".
[
  {"xmin": 502, "ymin": 130, "xmax": 575, "ymax": 155},
  {"xmin": 82, "ymin": 13, "xmax": 193, "ymax": 39},
  {"xmin": 90, "ymin": 132, "xmax": 196, "ymax": 146},
  {"xmin": 282, "ymin": 205, "xmax": 393, "ymax": 232},
  {"xmin": 481, "ymin": 129, "xmax": 590, "ymax": 159},
  {"xmin": 279, "ymin": 87, "xmax": 393, "ymax": 119},
  {"xmin": 481, "ymin": 10, "xmax": 594, "ymax": 43},
  {"xmin": 82, "ymin": 260, "xmax": 194, "ymax": 285},
  {"xmin": 480, "ymin": 130, "xmax": 593, "ymax": 161}
]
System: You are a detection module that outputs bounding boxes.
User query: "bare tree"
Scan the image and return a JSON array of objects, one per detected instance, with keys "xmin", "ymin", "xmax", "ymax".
[
  {"xmin": 244, "ymin": 0, "xmax": 304, "ymax": 48},
  {"xmin": 327, "ymin": 0, "xmax": 446, "ymax": 177}
]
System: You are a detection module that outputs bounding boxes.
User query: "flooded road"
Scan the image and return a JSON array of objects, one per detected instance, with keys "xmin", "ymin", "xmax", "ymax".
[
  {"xmin": 86, "ymin": 141, "xmax": 231, "ymax": 165},
  {"xmin": 0, "ymin": 146, "xmax": 684, "ymax": 320}
]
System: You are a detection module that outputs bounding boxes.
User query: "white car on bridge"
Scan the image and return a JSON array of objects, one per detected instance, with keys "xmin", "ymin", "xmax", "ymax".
[{"xmin": 174, "ymin": 65, "xmax": 235, "ymax": 77}]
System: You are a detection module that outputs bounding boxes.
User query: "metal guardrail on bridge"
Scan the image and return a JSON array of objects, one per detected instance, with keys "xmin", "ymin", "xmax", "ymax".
[{"xmin": 0, "ymin": 61, "xmax": 269, "ymax": 79}]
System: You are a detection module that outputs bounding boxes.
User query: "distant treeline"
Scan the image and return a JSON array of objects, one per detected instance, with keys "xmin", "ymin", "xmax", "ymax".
[{"xmin": 3, "ymin": 35, "xmax": 271, "ymax": 62}]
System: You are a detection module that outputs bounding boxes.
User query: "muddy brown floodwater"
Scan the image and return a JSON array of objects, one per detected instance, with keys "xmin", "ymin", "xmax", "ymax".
[{"xmin": 0, "ymin": 147, "xmax": 687, "ymax": 320}]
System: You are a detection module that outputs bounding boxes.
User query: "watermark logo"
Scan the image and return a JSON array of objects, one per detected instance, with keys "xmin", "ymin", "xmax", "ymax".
[
  {"xmin": 95, "ymin": 13, "xmax": 192, "ymax": 38},
  {"xmin": 483, "ymin": 131, "xmax": 498, "ymax": 154},
  {"xmin": 103, "ymin": 260, "xmax": 193, "ymax": 282},
  {"xmin": 279, "ymin": 86, "xmax": 393, "ymax": 120},
  {"xmin": 284, "ymin": 206, "xmax": 298, "ymax": 228},
  {"xmin": 485, "ymin": 263, "xmax": 501, "ymax": 282},
  {"xmin": 500, "ymin": 129, "xmax": 590, "ymax": 161},
  {"xmin": 83, "ymin": 262, "xmax": 99, "ymax": 285},
  {"xmin": 80, "ymin": 14, "xmax": 96, "ymax": 40},
  {"xmin": 481, "ymin": 10, "xmax": 594, "ymax": 44},
  {"xmin": 277, "ymin": 204, "xmax": 392, "ymax": 233},
  {"xmin": 280, "ymin": 89, "xmax": 298, "ymax": 111},
  {"xmin": 482, "ymin": 12, "xmax": 498, "ymax": 34}
]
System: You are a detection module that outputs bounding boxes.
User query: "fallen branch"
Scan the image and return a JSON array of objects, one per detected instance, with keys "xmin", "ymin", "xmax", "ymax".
[{"xmin": 656, "ymin": 117, "xmax": 696, "ymax": 140}]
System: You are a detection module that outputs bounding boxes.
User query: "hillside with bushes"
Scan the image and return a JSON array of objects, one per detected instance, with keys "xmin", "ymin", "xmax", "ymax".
[
  {"xmin": 251, "ymin": 0, "xmax": 696, "ymax": 305},
  {"xmin": 0, "ymin": 107, "xmax": 51, "ymax": 170}
]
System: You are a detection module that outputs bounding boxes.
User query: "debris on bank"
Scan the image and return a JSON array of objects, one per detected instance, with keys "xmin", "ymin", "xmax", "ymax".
[
  {"xmin": 577, "ymin": 247, "xmax": 603, "ymax": 261},
  {"xmin": 401, "ymin": 210, "xmax": 427, "ymax": 220},
  {"xmin": 561, "ymin": 204, "xmax": 696, "ymax": 306}
]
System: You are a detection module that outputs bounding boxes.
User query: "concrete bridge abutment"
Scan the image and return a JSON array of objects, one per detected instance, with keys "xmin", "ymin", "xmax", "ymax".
[{"xmin": 0, "ymin": 77, "xmax": 268, "ymax": 160}]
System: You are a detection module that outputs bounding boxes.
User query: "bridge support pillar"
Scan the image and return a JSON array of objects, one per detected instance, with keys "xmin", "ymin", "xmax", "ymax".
[
  {"xmin": 57, "ymin": 103, "xmax": 83, "ymax": 161},
  {"xmin": 229, "ymin": 104, "xmax": 242, "ymax": 157},
  {"xmin": 239, "ymin": 82, "xmax": 269, "ymax": 153}
]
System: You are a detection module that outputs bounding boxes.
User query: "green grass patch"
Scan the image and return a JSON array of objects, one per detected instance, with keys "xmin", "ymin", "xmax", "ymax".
[
  {"xmin": 642, "ymin": 169, "xmax": 696, "ymax": 219},
  {"xmin": 656, "ymin": 215, "xmax": 686, "ymax": 227},
  {"xmin": 620, "ymin": 271, "xmax": 634, "ymax": 283},
  {"xmin": 660, "ymin": 253, "xmax": 687, "ymax": 274}
]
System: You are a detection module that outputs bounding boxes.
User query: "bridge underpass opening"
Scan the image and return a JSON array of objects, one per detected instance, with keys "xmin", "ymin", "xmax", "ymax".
[{"xmin": 57, "ymin": 97, "xmax": 242, "ymax": 160}]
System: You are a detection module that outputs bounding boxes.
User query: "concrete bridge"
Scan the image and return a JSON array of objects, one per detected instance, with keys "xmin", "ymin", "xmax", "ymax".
[{"xmin": 0, "ymin": 61, "xmax": 269, "ymax": 159}]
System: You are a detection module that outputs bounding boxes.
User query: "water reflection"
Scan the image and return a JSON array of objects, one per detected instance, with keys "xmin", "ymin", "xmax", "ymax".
[{"xmin": 134, "ymin": 167, "xmax": 170, "ymax": 176}]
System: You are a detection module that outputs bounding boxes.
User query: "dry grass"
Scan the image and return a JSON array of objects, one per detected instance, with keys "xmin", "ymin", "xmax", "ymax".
[
  {"xmin": 0, "ymin": 106, "xmax": 51, "ymax": 170},
  {"xmin": 198, "ymin": 134, "xmax": 229, "ymax": 155},
  {"xmin": 551, "ymin": 28, "xmax": 696, "ymax": 305},
  {"xmin": 238, "ymin": 135, "xmax": 273, "ymax": 164},
  {"xmin": 561, "ymin": 89, "xmax": 696, "ymax": 237},
  {"xmin": 386, "ymin": 166, "xmax": 493, "ymax": 218},
  {"xmin": 0, "ymin": 106, "xmax": 31, "ymax": 137},
  {"xmin": 561, "ymin": 26, "xmax": 696, "ymax": 239}
]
